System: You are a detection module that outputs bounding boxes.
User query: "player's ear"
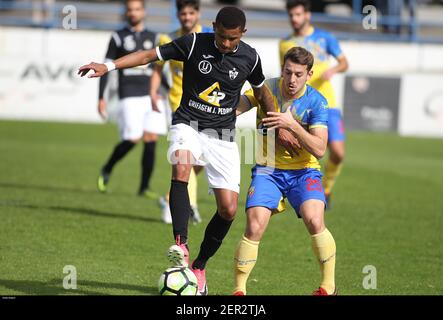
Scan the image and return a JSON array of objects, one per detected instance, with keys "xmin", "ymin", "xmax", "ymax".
[{"xmin": 307, "ymin": 69, "xmax": 313, "ymax": 80}]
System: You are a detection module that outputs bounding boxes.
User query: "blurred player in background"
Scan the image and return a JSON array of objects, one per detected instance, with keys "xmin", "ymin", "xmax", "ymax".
[
  {"xmin": 280, "ymin": 0, "xmax": 349, "ymax": 207},
  {"xmin": 97, "ymin": 0, "xmax": 167, "ymax": 198},
  {"xmin": 234, "ymin": 47, "xmax": 337, "ymax": 296},
  {"xmin": 150, "ymin": 0, "xmax": 212, "ymax": 224}
]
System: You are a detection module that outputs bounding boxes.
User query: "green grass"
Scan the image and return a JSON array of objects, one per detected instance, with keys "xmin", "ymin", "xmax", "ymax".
[{"xmin": 0, "ymin": 120, "xmax": 442, "ymax": 295}]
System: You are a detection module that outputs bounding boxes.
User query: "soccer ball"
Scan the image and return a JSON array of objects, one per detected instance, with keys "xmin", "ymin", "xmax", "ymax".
[{"xmin": 158, "ymin": 266, "xmax": 198, "ymax": 296}]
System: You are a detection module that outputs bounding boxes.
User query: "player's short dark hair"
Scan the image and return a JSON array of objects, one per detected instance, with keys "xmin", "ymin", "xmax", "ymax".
[
  {"xmin": 215, "ymin": 6, "xmax": 246, "ymax": 30},
  {"xmin": 125, "ymin": 0, "xmax": 145, "ymax": 8},
  {"xmin": 176, "ymin": 0, "xmax": 200, "ymax": 12},
  {"xmin": 283, "ymin": 47, "xmax": 314, "ymax": 71},
  {"xmin": 286, "ymin": 0, "xmax": 311, "ymax": 12}
]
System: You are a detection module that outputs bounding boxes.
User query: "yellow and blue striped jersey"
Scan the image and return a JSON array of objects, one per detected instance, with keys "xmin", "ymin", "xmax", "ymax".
[
  {"xmin": 245, "ymin": 78, "xmax": 328, "ymax": 170},
  {"xmin": 157, "ymin": 25, "xmax": 212, "ymax": 111},
  {"xmin": 279, "ymin": 27, "xmax": 343, "ymax": 108}
]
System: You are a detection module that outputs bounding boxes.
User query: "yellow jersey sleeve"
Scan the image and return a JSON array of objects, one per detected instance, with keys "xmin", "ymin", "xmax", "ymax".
[{"xmin": 155, "ymin": 33, "xmax": 173, "ymax": 67}]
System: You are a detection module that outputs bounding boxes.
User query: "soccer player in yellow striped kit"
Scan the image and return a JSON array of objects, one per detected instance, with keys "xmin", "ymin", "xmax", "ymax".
[{"xmin": 233, "ymin": 47, "xmax": 337, "ymax": 295}]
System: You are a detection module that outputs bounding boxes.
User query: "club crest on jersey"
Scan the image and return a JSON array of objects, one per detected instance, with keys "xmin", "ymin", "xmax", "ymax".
[
  {"xmin": 198, "ymin": 60, "xmax": 212, "ymax": 74},
  {"xmin": 123, "ymin": 35, "xmax": 136, "ymax": 51},
  {"xmin": 143, "ymin": 40, "xmax": 153, "ymax": 50},
  {"xmin": 229, "ymin": 68, "xmax": 239, "ymax": 80},
  {"xmin": 199, "ymin": 82, "xmax": 226, "ymax": 107},
  {"xmin": 247, "ymin": 186, "xmax": 255, "ymax": 197}
]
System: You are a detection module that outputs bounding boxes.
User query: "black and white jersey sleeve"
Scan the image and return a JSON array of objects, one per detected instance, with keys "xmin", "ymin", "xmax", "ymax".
[
  {"xmin": 247, "ymin": 53, "xmax": 265, "ymax": 88},
  {"xmin": 156, "ymin": 33, "xmax": 267, "ymax": 138},
  {"xmin": 157, "ymin": 33, "xmax": 196, "ymax": 62}
]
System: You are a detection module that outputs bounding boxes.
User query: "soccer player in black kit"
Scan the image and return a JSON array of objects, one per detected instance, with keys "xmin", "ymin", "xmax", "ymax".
[
  {"xmin": 79, "ymin": 6, "xmax": 299, "ymax": 295},
  {"xmin": 97, "ymin": 0, "xmax": 167, "ymax": 198}
]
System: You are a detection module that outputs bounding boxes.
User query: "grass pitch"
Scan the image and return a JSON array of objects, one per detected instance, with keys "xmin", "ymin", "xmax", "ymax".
[{"xmin": 0, "ymin": 120, "xmax": 442, "ymax": 295}]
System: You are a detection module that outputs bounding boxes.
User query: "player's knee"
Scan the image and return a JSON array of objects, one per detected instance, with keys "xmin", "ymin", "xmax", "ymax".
[
  {"xmin": 307, "ymin": 217, "xmax": 325, "ymax": 235},
  {"xmin": 330, "ymin": 147, "xmax": 345, "ymax": 164},
  {"xmin": 143, "ymin": 133, "xmax": 158, "ymax": 143},
  {"xmin": 218, "ymin": 203, "xmax": 237, "ymax": 221},
  {"xmin": 172, "ymin": 164, "xmax": 192, "ymax": 182},
  {"xmin": 246, "ymin": 220, "xmax": 266, "ymax": 240}
]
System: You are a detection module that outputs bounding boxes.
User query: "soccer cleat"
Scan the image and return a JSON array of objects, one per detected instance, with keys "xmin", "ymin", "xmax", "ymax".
[
  {"xmin": 139, "ymin": 189, "xmax": 160, "ymax": 200},
  {"xmin": 190, "ymin": 205, "xmax": 202, "ymax": 225},
  {"xmin": 312, "ymin": 287, "xmax": 338, "ymax": 296},
  {"xmin": 97, "ymin": 169, "xmax": 110, "ymax": 193},
  {"xmin": 159, "ymin": 196, "xmax": 172, "ymax": 224},
  {"xmin": 233, "ymin": 291, "xmax": 245, "ymax": 296},
  {"xmin": 191, "ymin": 261, "xmax": 208, "ymax": 296},
  {"xmin": 167, "ymin": 236, "xmax": 189, "ymax": 267}
]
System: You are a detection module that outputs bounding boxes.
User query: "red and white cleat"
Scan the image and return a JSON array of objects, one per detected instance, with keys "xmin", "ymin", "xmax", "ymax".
[
  {"xmin": 191, "ymin": 261, "xmax": 208, "ymax": 296},
  {"xmin": 312, "ymin": 287, "xmax": 338, "ymax": 296}
]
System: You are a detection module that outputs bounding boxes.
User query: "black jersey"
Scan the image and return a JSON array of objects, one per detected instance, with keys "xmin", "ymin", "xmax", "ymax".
[
  {"xmin": 99, "ymin": 26, "xmax": 158, "ymax": 100},
  {"xmin": 157, "ymin": 32, "xmax": 265, "ymax": 137}
]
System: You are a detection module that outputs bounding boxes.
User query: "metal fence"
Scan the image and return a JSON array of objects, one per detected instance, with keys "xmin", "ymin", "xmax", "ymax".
[{"xmin": 1, "ymin": 0, "xmax": 443, "ymax": 43}]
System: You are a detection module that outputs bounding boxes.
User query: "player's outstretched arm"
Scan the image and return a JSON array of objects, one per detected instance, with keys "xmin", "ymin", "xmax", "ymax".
[
  {"xmin": 78, "ymin": 48, "xmax": 159, "ymax": 78},
  {"xmin": 236, "ymin": 95, "xmax": 254, "ymax": 116}
]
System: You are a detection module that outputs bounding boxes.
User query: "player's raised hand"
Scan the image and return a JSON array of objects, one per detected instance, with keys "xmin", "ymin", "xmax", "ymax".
[
  {"xmin": 263, "ymin": 107, "xmax": 295, "ymax": 130},
  {"xmin": 78, "ymin": 62, "xmax": 108, "ymax": 78}
]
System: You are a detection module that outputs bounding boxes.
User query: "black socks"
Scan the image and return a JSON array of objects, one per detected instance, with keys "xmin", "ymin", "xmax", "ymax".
[
  {"xmin": 139, "ymin": 141, "xmax": 156, "ymax": 193},
  {"xmin": 103, "ymin": 140, "xmax": 135, "ymax": 174},
  {"xmin": 192, "ymin": 212, "xmax": 233, "ymax": 270},
  {"xmin": 169, "ymin": 180, "xmax": 193, "ymax": 244}
]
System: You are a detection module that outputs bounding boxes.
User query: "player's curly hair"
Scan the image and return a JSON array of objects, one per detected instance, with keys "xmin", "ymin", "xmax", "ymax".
[
  {"xmin": 283, "ymin": 47, "xmax": 314, "ymax": 71},
  {"xmin": 286, "ymin": 0, "xmax": 311, "ymax": 12},
  {"xmin": 215, "ymin": 6, "xmax": 246, "ymax": 30},
  {"xmin": 176, "ymin": 0, "xmax": 200, "ymax": 12}
]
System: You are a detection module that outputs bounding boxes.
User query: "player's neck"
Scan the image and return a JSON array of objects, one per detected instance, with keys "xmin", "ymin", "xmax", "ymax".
[
  {"xmin": 131, "ymin": 22, "xmax": 145, "ymax": 33},
  {"xmin": 182, "ymin": 23, "xmax": 200, "ymax": 35},
  {"xmin": 282, "ymin": 84, "xmax": 306, "ymax": 101},
  {"xmin": 294, "ymin": 24, "xmax": 312, "ymax": 37}
]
